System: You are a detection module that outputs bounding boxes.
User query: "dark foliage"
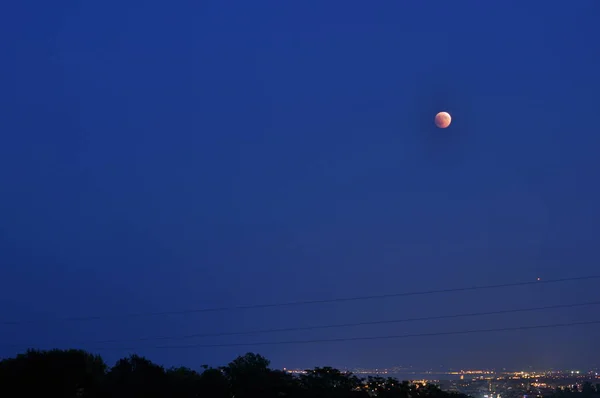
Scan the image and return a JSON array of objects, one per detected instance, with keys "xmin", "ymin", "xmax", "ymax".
[{"xmin": 0, "ymin": 349, "xmax": 472, "ymax": 398}]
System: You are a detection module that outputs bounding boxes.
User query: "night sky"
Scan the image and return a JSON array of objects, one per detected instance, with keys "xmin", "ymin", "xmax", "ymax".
[{"xmin": 1, "ymin": 1, "xmax": 599, "ymax": 372}]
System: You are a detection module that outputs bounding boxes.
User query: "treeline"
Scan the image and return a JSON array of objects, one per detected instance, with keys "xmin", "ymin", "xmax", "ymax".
[{"xmin": 0, "ymin": 348, "xmax": 469, "ymax": 398}]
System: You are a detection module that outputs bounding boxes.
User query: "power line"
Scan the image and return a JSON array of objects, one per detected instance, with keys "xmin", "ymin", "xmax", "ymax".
[
  {"xmin": 7, "ymin": 300, "xmax": 599, "ymax": 349},
  {"xmin": 78, "ymin": 300, "xmax": 600, "ymax": 345},
  {"xmin": 96, "ymin": 319, "xmax": 600, "ymax": 350},
  {"xmin": 2, "ymin": 275, "xmax": 597, "ymax": 325}
]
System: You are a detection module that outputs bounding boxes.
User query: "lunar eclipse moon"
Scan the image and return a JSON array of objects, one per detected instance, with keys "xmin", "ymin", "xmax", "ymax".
[{"xmin": 435, "ymin": 112, "xmax": 451, "ymax": 128}]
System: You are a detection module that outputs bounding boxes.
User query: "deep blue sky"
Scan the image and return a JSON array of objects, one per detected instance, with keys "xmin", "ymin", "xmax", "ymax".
[{"xmin": 1, "ymin": 0, "xmax": 599, "ymax": 372}]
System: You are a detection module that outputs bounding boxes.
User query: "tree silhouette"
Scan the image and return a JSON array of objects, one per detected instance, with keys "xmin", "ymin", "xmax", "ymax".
[
  {"xmin": 0, "ymin": 348, "xmax": 478, "ymax": 398},
  {"xmin": 103, "ymin": 354, "xmax": 167, "ymax": 398},
  {"xmin": 268, "ymin": 369, "xmax": 302, "ymax": 398},
  {"xmin": 0, "ymin": 348, "xmax": 106, "ymax": 397},
  {"xmin": 367, "ymin": 376, "xmax": 411, "ymax": 398},
  {"xmin": 166, "ymin": 366, "xmax": 202, "ymax": 398},
  {"xmin": 299, "ymin": 366, "xmax": 367, "ymax": 398},
  {"xmin": 198, "ymin": 366, "xmax": 230, "ymax": 398},
  {"xmin": 222, "ymin": 352, "xmax": 274, "ymax": 398}
]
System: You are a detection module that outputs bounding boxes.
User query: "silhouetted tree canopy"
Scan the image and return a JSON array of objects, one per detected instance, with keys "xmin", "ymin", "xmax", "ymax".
[
  {"xmin": 0, "ymin": 348, "xmax": 106, "ymax": 397},
  {"xmin": 300, "ymin": 366, "xmax": 366, "ymax": 398},
  {"xmin": 366, "ymin": 376, "xmax": 412, "ymax": 398},
  {"xmin": 0, "ymin": 348, "xmax": 479, "ymax": 398}
]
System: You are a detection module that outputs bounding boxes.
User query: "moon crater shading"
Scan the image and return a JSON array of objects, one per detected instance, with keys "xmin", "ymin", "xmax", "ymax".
[{"xmin": 435, "ymin": 112, "xmax": 451, "ymax": 128}]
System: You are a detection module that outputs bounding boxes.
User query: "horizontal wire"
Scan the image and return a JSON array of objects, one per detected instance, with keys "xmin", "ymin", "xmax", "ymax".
[
  {"xmin": 91, "ymin": 320, "xmax": 600, "ymax": 350},
  {"xmin": 1, "ymin": 275, "xmax": 597, "ymax": 325},
  {"xmin": 75, "ymin": 300, "xmax": 600, "ymax": 345}
]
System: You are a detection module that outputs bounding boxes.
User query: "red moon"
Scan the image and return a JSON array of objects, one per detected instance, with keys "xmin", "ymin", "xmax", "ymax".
[{"xmin": 435, "ymin": 112, "xmax": 451, "ymax": 128}]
